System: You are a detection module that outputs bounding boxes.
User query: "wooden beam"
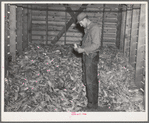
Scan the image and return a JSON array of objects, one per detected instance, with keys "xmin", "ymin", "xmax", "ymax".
[
  {"xmin": 10, "ymin": 5, "xmax": 16, "ymax": 62},
  {"xmin": 46, "ymin": 4, "xmax": 48, "ymax": 45},
  {"xmin": 5, "ymin": 4, "xmax": 9, "ymax": 77},
  {"xmin": 101, "ymin": 4, "xmax": 105, "ymax": 47},
  {"xmin": 116, "ymin": 4, "xmax": 122, "ymax": 49},
  {"xmin": 63, "ymin": 4, "xmax": 76, "ymax": 22},
  {"xmin": 124, "ymin": 5, "xmax": 133, "ymax": 57},
  {"xmin": 51, "ymin": 4, "xmax": 88, "ymax": 44},
  {"xmin": 28, "ymin": 5, "xmax": 32, "ymax": 44},
  {"xmin": 120, "ymin": 5, "xmax": 127, "ymax": 51},
  {"xmin": 135, "ymin": 4, "xmax": 146, "ymax": 89},
  {"xmin": 16, "ymin": 6, "xmax": 23, "ymax": 56},
  {"xmin": 22, "ymin": 5, "xmax": 28, "ymax": 50},
  {"xmin": 129, "ymin": 4, "xmax": 140, "ymax": 68},
  {"xmin": 64, "ymin": 8, "xmax": 67, "ymax": 45}
]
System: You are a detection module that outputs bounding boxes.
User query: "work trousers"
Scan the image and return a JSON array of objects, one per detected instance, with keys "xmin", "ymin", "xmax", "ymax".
[{"xmin": 82, "ymin": 52, "xmax": 99, "ymax": 108}]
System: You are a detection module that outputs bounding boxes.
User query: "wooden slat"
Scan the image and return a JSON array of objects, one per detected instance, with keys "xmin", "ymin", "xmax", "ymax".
[
  {"xmin": 116, "ymin": 5, "xmax": 122, "ymax": 49},
  {"xmin": 135, "ymin": 4, "xmax": 146, "ymax": 88},
  {"xmin": 32, "ymin": 21, "xmax": 65, "ymax": 25},
  {"xmin": 32, "ymin": 16, "xmax": 71, "ymax": 21},
  {"xmin": 28, "ymin": 5, "xmax": 32, "ymax": 44},
  {"xmin": 32, "ymin": 10, "xmax": 67, "ymax": 17},
  {"xmin": 51, "ymin": 4, "xmax": 88, "ymax": 44},
  {"xmin": 32, "ymin": 35, "xmax": 82, "ymax": 41},
  {"xmin": 16, "ymin": 7, "xmax": 23, "ymax": 55},
  {"xmin": 104, "ymin": 23, "xmax": 117, "ymax": 28},
  {"xmin": 101, "ymin": 4, "xmax": 105, "ymax": 47},
  {"xmin": 5, "ymin": 4, "xmax": 9, "ymax": 76},
  {"xmin": 32, "ymin": 31, "xmax": 83, "ymax": 37},
  {"xmin": 129, "ymin": 5, "xmax": 140, "ymax": 67},
  {"xmin": 104, "ymin": 18, "xmax": 117, "ymax": 23},
  {"xmin": 10, "ymin": 5, "xmax": 16, "ymax": 62},
  {"xmin": 32, "ymin": 40, "xmax": 81, "ymax": 45},
  {"xmin": 103, "ymin": 33, "xmax": 116, "ymax": 38},
  {"xmin": 32, "ymin": 24, "xmax": 81, "ymax": 32},
  {"xmin": 120, "ymin": 5, "xmax": 127, "ymax": 51},
  {"xmin": 103, "ymin": 38, "xmax": 116, "ymax": 42},
  {"xmin": 46, "ymin": 4, "xmax": 48, "ymax": 45},
  {"xmin": 124, "ymin": 7, "xmax": 133, "ymax": 57},
  {"xmin": 104, "ymin": 28, "xmax": 117, "ymax": 33},
  {"xmin": 22, "ymin": 5, "xmax": 28, "ymax": 50},
  {"xmin": 103, "ymin": 42, "xmax": 116, "ymax": 46}
]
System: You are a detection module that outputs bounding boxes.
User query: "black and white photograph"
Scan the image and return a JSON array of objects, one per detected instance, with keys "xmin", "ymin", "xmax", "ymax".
[{"xmin": 1, "ymin": 0, "xmax": 148, "ymax": 122}]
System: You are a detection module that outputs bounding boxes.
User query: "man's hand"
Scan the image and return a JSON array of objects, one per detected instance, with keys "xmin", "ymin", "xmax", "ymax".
[{"xmin": 74, "ymin": 47, "xmax": 85, "ymax": 53}]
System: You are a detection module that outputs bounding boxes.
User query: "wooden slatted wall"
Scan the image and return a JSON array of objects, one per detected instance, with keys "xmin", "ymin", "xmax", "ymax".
[
  {"xmin": 121, "ymin": 4, "xmax": 146, "ymax": 90},
  {"xmin": 31, "ymin": 4, "xmax": 119, "ymax": 46},
  {"xmin": 135, "ymin": 4, "xmax": 146, "ymax": 90},
  {"xmin": 5, "ymin": 4, "xmax": 10, "ymax": 77}
]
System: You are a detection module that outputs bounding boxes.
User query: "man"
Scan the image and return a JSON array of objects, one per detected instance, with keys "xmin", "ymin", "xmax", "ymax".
[{"xmin": 74, "ymin": 12, "xmax": 101, "ymax": 110}]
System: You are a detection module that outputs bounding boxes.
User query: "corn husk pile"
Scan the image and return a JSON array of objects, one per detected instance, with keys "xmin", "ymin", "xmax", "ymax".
[
  {"xmin": 4, "ymin": 44, "xmax": 145, "ymax": 112},
  {"xmin": 5, "ymin": 44, "xmax": 87, "ymax": 112},
  {"xmin": 98, "ymin": 46, "xmax": 145, "ymax": 112}
]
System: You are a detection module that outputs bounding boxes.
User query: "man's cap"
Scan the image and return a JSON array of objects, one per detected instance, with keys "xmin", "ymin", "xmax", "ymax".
[{"xmin": 77, "ymin": 12, "xmax": 87, "ymax": 23}]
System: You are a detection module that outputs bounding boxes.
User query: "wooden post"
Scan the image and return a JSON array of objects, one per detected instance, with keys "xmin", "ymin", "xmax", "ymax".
[
  {"xmin": 5, "ymin": 4, "xmax": 10, "ymax": 77},
  {"xmin": 9, "ymin": 5, "xmax": 16, "ymax": 62},
  {"xmin": 64, "ymin": 8, "xmax": 67, "ymax": 45},
  {"xmin": 22, "ymin": 5, "xmax": 28, "ymax": 50},
  {"xmin": 101, "ymin": 4, "xmax": 105, "ymax": 48},
  {"xmin": 124, "ymin": 5, "xmax": 133, "ymax": 57},
  {"xmin": 135, "ymin": 4, "xmax": 146, "ymax": 89},
  {"xmin": 116, "ymin": 4, "xmax": 122, "ymax": 49},
  {"xmin": 46, "ymin": 4, "xmax": 48, "ymax": 45},
  {"xmin": 120, "ymin": 5, "xmax": 127, "ymax": 51},
  {"xmin": 16, "ymin": 6, "xmax": 23, "ymax": 56},
  {"xmin": 28, "ymin": 5, "xmax": 32, "ymax": 44},
  {"xmin": 129, "ymin": 4, "xmax": 140, "ymax": 68}
]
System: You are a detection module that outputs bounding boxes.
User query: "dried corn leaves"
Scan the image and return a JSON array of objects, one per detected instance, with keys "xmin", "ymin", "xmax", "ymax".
[{"xmin": 4, "ymin": 44, "xmax": 145, "ymax": 112}]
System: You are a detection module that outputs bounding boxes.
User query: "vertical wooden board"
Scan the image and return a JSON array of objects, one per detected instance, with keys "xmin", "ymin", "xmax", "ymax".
[
  {"xmin": 120, "ymin": 5, "xmax": 127, "ymax": 51},
  {"xmin": 124, "ymin": 8, "xmax": 132, "ymax": 57},
  {"xmin": 5, "ymin": 4, "xmax": 9, "ymax": 76},
  {"xmin": 9, "ymin": 5, "xmax": 16, "ymax": 62},
  {"xmin": 135, "ymin": 4, "xmax": 146, "ymax": 88},
  {"xmin": 130, "ymin": 5, "xmax": 140, "ymax": 67},
  {"xmin": 22, "ymin": 5, "xmax": 28, "ymax": 50},
  {"xmin": 116, "ymin": 5, "xmax": 122, "ymax": 49},
  {"xmin": 101, "ymin": 4, "xmax": 105, "ymax": 47},
  {"xmin": 46, "ymin": 4, "xmax": 49, "ymax": 45},
  {"xmin": 28, "ymin": 5, "xmax": 32, "ymax": 44},
  {"xmin": 16, "ymin": 7, "xmax": 23, "ymax": 55}
]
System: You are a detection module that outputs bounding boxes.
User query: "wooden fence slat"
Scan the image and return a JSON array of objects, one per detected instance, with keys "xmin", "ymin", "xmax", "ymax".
[
  {"xmin": 101, "ymin": 4, "xmax": 105, "ymax": 47},
  {"xmin": 103, "ymin": 33, "xmax": 116, "ymax": 38},
  {"xmin": 46, "ymin": 4, "xmax": 48, "ymax": 45},
  {"xmin": 116, "ymin": 4, "xmax": 122, "ymax": 49},
  {"xmin": 32, "ymin": 31, "xmax": 83, "ymax": 37},
  {"xmin": 120, "ymin": 5, "xmax": 127, "ymax": 51},
  {"xmin": 16, "ymin": 7, "xmax": 23, "ymax": 55},
  {"xmin": 28, "ymin": 5, "xmax": 32, "ymax": 44},
  {"xmin": 5, "ymin": 4, "xmax": 9, "ymax": 76},
  {"xmin": 129, "ymin": 5, "xmax": 140, "ymax": 67},
  {"xmin": 135, "ymin": 4, "xmax": 146, "ymax": 88},
  {"xmin": 124, "ymin": 7, "xmax": 133, "ymax": 57},
  {"xmin": 10, "ymin": 5, "xmax": 16, "ymax": 62},
  {"xmin": 22, "ymin": 5, "xmax": 28, "ymax": 50}
]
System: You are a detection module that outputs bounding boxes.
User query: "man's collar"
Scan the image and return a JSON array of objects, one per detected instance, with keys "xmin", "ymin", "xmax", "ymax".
[{"xmin": 86, "ymin": 22, "xmax": 93, "ymax": 30}]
